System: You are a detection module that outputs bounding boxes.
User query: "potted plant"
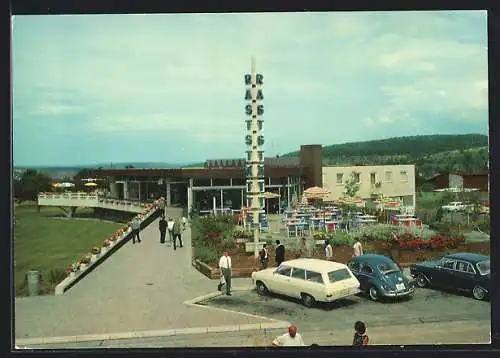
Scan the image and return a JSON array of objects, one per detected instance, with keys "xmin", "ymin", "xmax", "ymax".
[
  {"xmin": 91, "ymin": 246, "xmax": 101, "ymax": 261},
  {"xmin": 79, "ymin": 255, "xmax": 91, "ymax": 271}
]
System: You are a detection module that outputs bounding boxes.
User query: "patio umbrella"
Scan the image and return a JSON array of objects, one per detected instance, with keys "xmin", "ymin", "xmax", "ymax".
[
  {"xmin": 303, "ymin": 186, "xmax": 331, "ymax": 199},
  {"xmin": 262, "ymin": 191, "xmax": 280, "ymax": 199},
  {"xmin": 84, "ymin": 182, "xmax": 98, "ymax": 187},
  {"xmin": 59, "ymin": 182, "xmax": 75, "ymax": 188},
  {"xmin": 52, "ymin": 183, "xmax": 61, "ymax": 188}
]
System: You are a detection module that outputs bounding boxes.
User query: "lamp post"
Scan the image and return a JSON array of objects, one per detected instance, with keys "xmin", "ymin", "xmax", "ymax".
[{"xmin": 244, "ymin": 56, "xmax": 265, "ymax": 257}]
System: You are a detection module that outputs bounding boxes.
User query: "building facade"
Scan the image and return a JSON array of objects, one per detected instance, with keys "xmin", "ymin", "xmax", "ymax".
[{"xmin": 322, "ymin": 164, "xmax": 416, "ymax": 209}]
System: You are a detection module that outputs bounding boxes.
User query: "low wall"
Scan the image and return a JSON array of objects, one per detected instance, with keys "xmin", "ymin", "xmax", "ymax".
[
  {"xmin": 55, "ymin": 208, "xmax": 161, "ymax": 295},
  {"xmin": 192, "ymin": 259, "xmax": 258, "ymax": 280}
]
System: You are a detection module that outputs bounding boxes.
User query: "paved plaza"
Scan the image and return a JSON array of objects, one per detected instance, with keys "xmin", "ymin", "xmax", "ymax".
[{"xmin": 15, "ymin": 209, "xmax": 281, "ymax": 344}]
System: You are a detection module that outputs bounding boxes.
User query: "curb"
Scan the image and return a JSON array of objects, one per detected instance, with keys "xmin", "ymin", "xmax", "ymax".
[{"xmin": 15, "ymin": 321, "xmax": 291, "ymax": 346}]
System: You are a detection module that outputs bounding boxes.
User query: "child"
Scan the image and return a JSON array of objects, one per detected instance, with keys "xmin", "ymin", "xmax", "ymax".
[{"xmin": 352, "ymin": 321, "xmax": 369, "ymax": 346}]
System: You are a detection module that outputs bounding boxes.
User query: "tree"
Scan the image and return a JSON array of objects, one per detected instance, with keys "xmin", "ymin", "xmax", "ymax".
[
  {"xmin": 15, "ymin": 169, "xmax": 52, "ymax": 202},
  {"xmin": 344, "ymin": 171, "xmax": 360, "ymax": 197}
]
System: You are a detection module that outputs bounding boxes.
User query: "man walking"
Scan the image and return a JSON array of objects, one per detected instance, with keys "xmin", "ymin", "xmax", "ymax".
[
  {"xmin": 218, "ymin": 251, "xmax": 232, "ymax": 296},
  {"xmin": 259, "ymin": 243, "xmax": 269, "ymax": 269},
  {"xmin": 158, "ymin": 216, "xmax": 167, "ymax": 244},
  {"xmin": 131, "ymin": 217, "xmax": 141, "ymax": 244},
  {"xmin": 275, "ymin": 240, "xmax": 285, "ymax": 267},
  {"xmin": 158, "ymin": 197, "xmax": 166, "ymax": 218},
  {"xmin": 172, "ymin": 217, "xmax": 183, "ymax": 250},
  {"xmin": 167, "ymin": 217, "xmax": 175, "ymax": 244},
  {"xmin": 325, "ymin": 240, "xmax": 333, "ymax": 261}
]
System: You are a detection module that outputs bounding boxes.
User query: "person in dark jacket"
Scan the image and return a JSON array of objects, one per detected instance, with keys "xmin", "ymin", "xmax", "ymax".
[
  {"xmin": 275, "ymin": 240, "xmax": 285, "ymax": 267},
  {"xmin": 158, "ymin": 217, "xmax": 167, "ymax": 244}
]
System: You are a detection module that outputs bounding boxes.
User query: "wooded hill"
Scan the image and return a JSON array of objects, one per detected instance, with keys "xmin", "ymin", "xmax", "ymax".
[{"xmin": 282, "ymin": 134, "xmax": 488, "ymax": 178}]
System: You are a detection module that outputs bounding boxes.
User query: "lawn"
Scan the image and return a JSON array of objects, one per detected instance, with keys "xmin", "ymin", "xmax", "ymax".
[{"xmin": 13, "ymin": 203, "xmax": 123, "ymax": 296}]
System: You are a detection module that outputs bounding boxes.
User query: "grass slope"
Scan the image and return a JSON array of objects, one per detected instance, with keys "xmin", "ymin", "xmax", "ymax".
[{"xmin": 13, "ymin": 203, "xmax": 122, "ymax": 295}]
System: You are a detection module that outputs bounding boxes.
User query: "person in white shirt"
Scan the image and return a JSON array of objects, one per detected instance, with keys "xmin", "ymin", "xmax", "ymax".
[
  {"xmin": 218, "ymin": 251, "xmax": 232, "ymax": 296},
  {"xmin": 325, "ymin": 240, "xmax": 333, "ymax": 261},
  {"xmin": 167, "ymin": 217, "xmax": 175, "ymax": 244},
  {"xmin": 272, "ymin": 325, "xmax": 306, "ymax": 347},
  {"xmin": 353, "ymin": 238, "xmax": 363, "ymax": 257},
  {"xmin": 259, "ymin": 244, "xmax": 269, "ymax": 269}
]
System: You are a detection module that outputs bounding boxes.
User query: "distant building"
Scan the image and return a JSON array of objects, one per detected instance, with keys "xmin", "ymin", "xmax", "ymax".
[
  {"xmin": 426, "ymin": 171, "xmax": 489, "ymax": 192},
  {"xmin": 322, "ymin": 164, "xmax": 416, "ymax": 212}
]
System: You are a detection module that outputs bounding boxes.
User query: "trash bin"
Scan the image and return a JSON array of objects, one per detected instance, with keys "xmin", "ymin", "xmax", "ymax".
[{"xmin": 27, "ymin": 269, "xmax": 40, "ymax": 296}]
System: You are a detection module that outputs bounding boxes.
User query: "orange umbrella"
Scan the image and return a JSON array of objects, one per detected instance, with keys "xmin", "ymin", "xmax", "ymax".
[{"xmin": 303, "ymin": 186, "xmax": 330, "ymax": 199}]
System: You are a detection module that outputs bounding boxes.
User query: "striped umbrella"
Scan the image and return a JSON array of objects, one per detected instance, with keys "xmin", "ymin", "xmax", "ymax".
[{"xmin": 303, "ymin": 186, "xmax": 331, "ymax": 199}]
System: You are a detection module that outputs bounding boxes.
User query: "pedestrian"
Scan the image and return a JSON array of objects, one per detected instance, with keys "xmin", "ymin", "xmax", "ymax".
[
  {"xmin": 218, "ymin": 251, "xmax": 232, "ymax": 296},
  {"xmin": 167, "ymin": 217, "xmax": 175, "ymax": 243},
  {"xmin": 172, "ymin": 217, "xmax": 183, "ymax": 250},
  {"xmin": 158, "ymin": 197, "xmax": 166, "ymax": 218},
  {"xmin": 259, "ymin": 243, "xmax": 269, "ymax": 269},
  {"xmin": 131, "ymin": 217, "xmax": 141, "ymax": 244},
  {"xmin": 325, "ymin": 239, "xmax": 333, "ymax": 261},
  {"xmin": 272, "ymin": 325, "xmax": 306, "ymax": 347},
  {"xmin": 158, "ymin": 216, "xmax": 167, "ymax": 244},
  {"xmin": 275, "ymin": 240, "xmax": 285, "ymax": 267},
  {"xmin": 182, "ymin": 216, "xmax": 187, "ymax": 231},
  {"xmin": 301, "ymin": 237, "xmax": 312, "ymax": 258},
  {"xmin": 352, "ymin": 321, "xmax": 369, "ymax": 346},
  {"xmin": 353, "ymin": 238, "xmax": 363, "ymax": 257}
]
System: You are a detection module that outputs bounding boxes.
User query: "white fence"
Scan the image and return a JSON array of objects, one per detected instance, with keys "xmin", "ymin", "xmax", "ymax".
[{"xmin": 38, "ymin": 193, "xmax": 149, "ymax": 213}]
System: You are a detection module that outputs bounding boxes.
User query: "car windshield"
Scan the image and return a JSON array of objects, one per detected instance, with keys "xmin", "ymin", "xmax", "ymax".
[
  {"xmin": 377, "ymin": 262, "xmax": 400, "ymax": 274},
  {"xmin": 327, "ymin": 268, "xmax": 352, "ymax": 283},
  {"xmin": 476, "ymin": 260, "xmax": 490, "ymax": 275}
]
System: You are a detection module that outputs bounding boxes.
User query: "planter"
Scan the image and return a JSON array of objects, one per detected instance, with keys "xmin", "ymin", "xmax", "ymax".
[
  {"xmin": 80, "ymin": 263, "xmax": 87, "ymax": 271},
  {"xmin": 91, "ymin": 254, "xmax": 98, "ymax": 263},
  {"xmin": 69, "ymin": 272, "xmax": 76, "ymax": 279},
  {"xmin": 102, "ymin": 247, "xmax": 109, "ymax": 254}
]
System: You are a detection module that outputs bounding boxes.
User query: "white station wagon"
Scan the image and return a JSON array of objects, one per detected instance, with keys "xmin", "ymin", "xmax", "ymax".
[{"xmin": 251, "ymin": 258, "xmax": 361, "ymax": 307}]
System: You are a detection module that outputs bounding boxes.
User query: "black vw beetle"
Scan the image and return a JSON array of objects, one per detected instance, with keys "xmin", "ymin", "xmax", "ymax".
[
  {"xmin": 347, "ymin": 254, "xmax": 415, "ymax": 301},
  {"xmin": 410, "ymin": 252, "xmax": 490, "ymax": 300}
]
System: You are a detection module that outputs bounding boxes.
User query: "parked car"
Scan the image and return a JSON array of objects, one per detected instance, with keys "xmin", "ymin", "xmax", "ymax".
[
  {"xmin": 410, "ymin": 252, "xmax": 490, "ymax": 300},
  {"xmin": 251, "ymin": 258, "xmax": 360, "ymax": 307},
  {"xmin": 441, "ymin": 202, "xmax": 467, "ymax": 212},
  {"xmin": 346, "ymin": 254, "xmax": 415, "ymax": 301}
]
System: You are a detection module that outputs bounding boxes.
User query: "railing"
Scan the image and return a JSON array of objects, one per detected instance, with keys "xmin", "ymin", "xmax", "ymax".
[{"xmin": 38, "ymin": 192, "xmax": 153, "ymax": 213}]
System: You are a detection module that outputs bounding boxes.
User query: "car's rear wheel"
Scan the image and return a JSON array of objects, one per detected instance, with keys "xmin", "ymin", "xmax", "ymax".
[
  {"xmin": 301, "ymin": 293, "xmax": 315, "ymax": 308},
  {"xmin": 415, "ymin": 273, "xmax": 429, "ymax": 288},
  {"xmin": 368, "ymin": 286, "xmax": 379, "ymax": 301},
  {"xmin": 256, "ymin": 281, "xmax": 269, "ymax": 296},
  {"xmin": 472, "ymin": 285, "xmax": 487, "ymax": 300}
]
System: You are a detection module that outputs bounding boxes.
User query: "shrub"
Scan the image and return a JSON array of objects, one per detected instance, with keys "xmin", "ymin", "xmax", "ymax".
[
  {"xmin": 194, "ymin": 245, "xmax": 218, "ymax": 264},
  {"xmin": 48, "ymin": 268, "xmax": 67, "ymax": 284}
]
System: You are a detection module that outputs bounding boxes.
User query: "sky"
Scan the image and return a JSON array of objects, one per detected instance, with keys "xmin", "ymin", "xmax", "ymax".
[{"xmin": 12, "ymin": 11, "xmax": 488, "ymax": 167}]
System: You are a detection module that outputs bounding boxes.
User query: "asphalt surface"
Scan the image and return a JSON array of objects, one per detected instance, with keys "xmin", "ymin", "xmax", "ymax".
[{"xmin": 197, "ymin": 286, "xmax": 491, "ymax": 332}]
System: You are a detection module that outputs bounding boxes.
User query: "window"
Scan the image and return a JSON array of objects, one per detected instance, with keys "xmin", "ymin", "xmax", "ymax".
[
  {"xmin": 353, "ymin": 172, "xmax": 360, "ymax": 183},
  {"xmin": 370, "ymin": 173, "xmax": 376, "ymax": 185},
  {"xmin": 361, "ymin": 264, "xmax": 374, "ymax": 274},
  {"xmin": 347, "ymin": 261, "xmax": 361, "ymax": 272},
  {"xmin": 476, "ymin": 260, "xmax": 490, "ymax": 275},
  {"xmin": 336, "ymin": 173, "xmax": 343, "ymax": 185},
  {"xmin": 456, "ymin": 261, "xmax": 475, "ymax": 274},
  {"xmin": 400, "ymin": 170, "xmax": 408, "ymax": 182},
  {"xmin": 384, "ymin": 171, "xmax": 392, "ymax": 182},
  {"xmin": 441, "ymin": 259, "xmax": 456, "ymax": 270},
  {"xmin": 276, "ymin": 265, "xmax": 292, "ymax": 277},
  {"xmin": 327, "ymin": 268, "xmax": 352, "ymax": 283},
  {"xmin": 377, "ymin": 262, "xmax": 400, "ymax": 274},
  {"xmin": 306, "ymin": 271, "xmax": 324, "ymax": 284},
  {"xmin": 291, "ymin": 268, "xmax": 306, "ymax": 280}
]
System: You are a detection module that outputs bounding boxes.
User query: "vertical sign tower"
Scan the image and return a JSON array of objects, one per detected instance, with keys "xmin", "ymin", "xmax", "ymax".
[{"xmin": 244, "ymin": 56, "xmax": 265, "ymax": 257}]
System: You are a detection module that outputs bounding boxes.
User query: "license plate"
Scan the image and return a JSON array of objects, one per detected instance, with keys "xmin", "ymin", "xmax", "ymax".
[{"xmin": 396, "ymin": 283, "xmax": 405, "ymax": 291}]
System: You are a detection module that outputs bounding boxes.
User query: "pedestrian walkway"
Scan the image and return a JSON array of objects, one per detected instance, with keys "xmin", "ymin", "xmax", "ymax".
[{"xmin": 15, "ymin": 209, "xmax": 275, "ymax": 341}]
